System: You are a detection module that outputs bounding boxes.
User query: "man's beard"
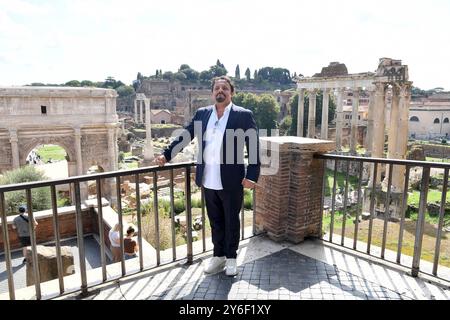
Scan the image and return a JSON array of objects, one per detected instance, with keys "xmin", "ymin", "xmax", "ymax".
[{"xmin": 215, "ymin": 94, "xmax": 226, "ymax": 103}]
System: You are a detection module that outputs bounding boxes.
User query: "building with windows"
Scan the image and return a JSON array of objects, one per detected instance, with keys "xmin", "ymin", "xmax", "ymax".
[{"xmin": 409, "ymin": 93, "xmax": 450, "ymax": 140}]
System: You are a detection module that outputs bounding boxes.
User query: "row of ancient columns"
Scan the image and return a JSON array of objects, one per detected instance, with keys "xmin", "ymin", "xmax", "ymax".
[
  {"xmin": 297, "ymin": 82, "xmax": 412, "ymax": 191},
  {"xmin": 297, "ymin": 87, "xmax": 363, "ymax": 155},
  {"xmin": 134, "ymin": 98, "xmax": 150, "ymax": 124}
]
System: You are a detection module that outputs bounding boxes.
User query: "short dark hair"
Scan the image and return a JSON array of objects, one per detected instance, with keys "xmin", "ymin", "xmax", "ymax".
[
  {"xmin": 126, "ymin": 226, "xmax": 135, "ymax": 236},
  {"xmin": 211, "ymin": 76, "xmax": 235, "ymax": 93},
  {"xmin": 19, "ymin": 205, "xmax": 26, "ymax": 213}
]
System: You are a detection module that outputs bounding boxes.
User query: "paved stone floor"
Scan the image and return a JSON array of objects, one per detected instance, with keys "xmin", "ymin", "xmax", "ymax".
[{"xmin": 56, "ymin": 236, "xmax": 450, "ymax": 301}]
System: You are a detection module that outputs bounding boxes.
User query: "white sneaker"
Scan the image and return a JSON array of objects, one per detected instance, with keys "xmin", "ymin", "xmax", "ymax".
[
  {"xmin": 204, "ymin": 256, "xmax": 226, "ymax": 274},
  {"xmin": 225, "ymin": 258, "xmax": 238, "ymax": 276}
]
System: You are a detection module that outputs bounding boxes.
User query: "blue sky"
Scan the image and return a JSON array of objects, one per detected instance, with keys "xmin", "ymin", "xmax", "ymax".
[{"xmin": 1, "ymin": 0, "xmax": 449, "ymax": 90}]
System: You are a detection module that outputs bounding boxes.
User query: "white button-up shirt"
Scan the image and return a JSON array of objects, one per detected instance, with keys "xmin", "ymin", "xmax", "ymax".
[{"xmin": 202, "ymin": 102, "xmax": 232, "ymax": 190}]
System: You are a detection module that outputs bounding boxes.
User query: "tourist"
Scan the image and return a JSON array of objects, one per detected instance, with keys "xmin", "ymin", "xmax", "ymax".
[
  {"xmin": 123, "ymin": 226, "xmax": 139, "ymax": 260},
  {"xmin": 155, "ymin": 76, "xmax": 260, "ymax": 276},
  {"xmin": 108, "ymin": 223, "xmax": 122, "ymax": 262},
  {"xmin": 12, "ymin": 205, "xmax": 38, "ymax": 264}
]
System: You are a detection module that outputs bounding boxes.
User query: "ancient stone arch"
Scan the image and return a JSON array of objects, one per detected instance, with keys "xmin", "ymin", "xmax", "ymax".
[{"xmin": 0, "ymin": 87, "xmax": 119, "ymax": 200}]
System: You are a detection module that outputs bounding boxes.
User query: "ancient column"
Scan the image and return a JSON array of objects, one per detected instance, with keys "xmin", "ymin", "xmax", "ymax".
[
  {"xmin": 371, "ymin": 82, "xmax": 386, "ymax": 185},
  {"xmin": 350, "ymin": 88, "xmax": 360, "ymax": 154},
  {"xmin": 139, "ymin": 100, "xmax": 144, "ymax": 124},
  {"xmin": 307, "ymin": 90, "xmax": 317, "ymax": 138},
  {"xmin": 392, "ymin": 82, "xmax": 412, "ymax": 191},
  {"xmin": 74, "ymin": 127, "xmax": 83, "ymax": 176},
  {"xmin": 335, "ymin": 88, "xmax": 344, "ymax": 150},
  {"xmin": 297, "ymin": 89, "xmax": 305, "ymax": 137},
  {"xmin": 74, "ymin": 127, "xmax": 87, "ymax": 200},
  {"xmin": 365, "ymin": 89, "xmax": 376, "ymax": 156},
  {"xmin": 134, "ymin": 99, "xmax": 138, "ymax": 123},
  {"xmin": 321, "ymin": 89, "xmax": 330, "ymax": 139},
  {"xmin": 383, "ymin": 84, "xmax": 400, "ymax": 190},
  {"xmin": 9, "ymin": 129, "xmax": 20, "ymax": 169},
  {"xmin": 143, "ymin": 99, "xmax": 154, "ymax": 164},
  {"xmin": 108, "ymin": 127, "xmax": 118, "ymax": 171}
]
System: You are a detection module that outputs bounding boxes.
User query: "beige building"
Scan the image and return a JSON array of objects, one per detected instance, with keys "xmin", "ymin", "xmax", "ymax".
[
  {"xmin": 409, "ymin": 93, "xmax": 450, "ymax": 139},
  {"xmin": 151, "ymin": 109, "xmax": 172, "ymax": 124}
]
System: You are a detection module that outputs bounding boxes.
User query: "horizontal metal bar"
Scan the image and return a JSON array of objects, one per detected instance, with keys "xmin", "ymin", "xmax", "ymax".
[
  {"xmin": 0, "ymin": 162, "xmax": 195, "ymax": 193},
  {"xmin": 315, "ymin": 153, "xmax": 450, "ymax": 169}
]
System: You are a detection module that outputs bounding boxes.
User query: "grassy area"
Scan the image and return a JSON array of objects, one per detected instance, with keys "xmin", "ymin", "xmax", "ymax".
[
  {"xmin": 408, "ymin": 189, "xmax": 450, "ymax": 207},
  {"xmin": 325, "ymin": 169, "xmax": 360, "ymax": 196},
  {"xmin": 425, "ymin": 157, "xmax": 449, "ymax": 163},
  {"xmin": 36, "ymin": 145, "xmax": 66, "ymax": 162}
]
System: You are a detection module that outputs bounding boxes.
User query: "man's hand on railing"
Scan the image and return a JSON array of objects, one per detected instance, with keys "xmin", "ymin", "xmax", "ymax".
[
  {"xmin": 242, "ymin": 178, "xmax": 255, "ymax": 189},
  {"xmin": 155, "ymin": 155, "xmax": 167, "ymax": 167}
]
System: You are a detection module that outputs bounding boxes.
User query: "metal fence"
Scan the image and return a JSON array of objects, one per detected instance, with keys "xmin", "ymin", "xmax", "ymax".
[
  {"xmin": 0, "ymin": 162, "xmax": 257, "ymax": 300},
  {"xmin": 316, "ymin": 153, "xmax": 450, "ymax": 282}
]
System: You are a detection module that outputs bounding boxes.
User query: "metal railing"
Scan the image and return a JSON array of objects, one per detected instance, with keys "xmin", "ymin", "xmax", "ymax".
[
  {"xmin": 0, "ymin": 162, "xmax": 258, "ymax": 300},
  {"xmin": 316, "ymin": 153, "xmax": 450, "ymax": 281}
]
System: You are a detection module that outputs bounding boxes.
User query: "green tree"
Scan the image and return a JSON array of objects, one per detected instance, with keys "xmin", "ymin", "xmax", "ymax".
[
  {"xmin": 200, "ymin": 70, "xmax": 213, "ymax": 82},
  {"xmin": 279, "ymin": 115, "xmax": 292, "ymax": 136},
  {"xmin": 80, "ymin": 80, "xmax": 94, "ymax": 87},
  {"xmin": 235, "ymin": 64, "xmax": 240, "ymax": 79},
  {"xmin": 162, "ymin": 71, "xmax": 174, "ymax": 81},
  {"xmin": 174, "ymin": 72, "xmax": 187, "ymax": 81},
  {"xmin": 209, "ymin": 65, "xmax": 227, "ymax": 77},
  {"xmin": 255, "ymin": 94, "xmax": 279, "ymax": 132},
  {"xmin": 116, "ymin": 85, "xmax": 135, "ymax": 97},
  {"xmin": 216, "ymin": 59, "xmax": 225, "ymax": 68},
  {"xmin": 245, "ymin": 68, "xmax": 251, "ymax": 81},
  {"xmin": 65, "ymin": 80, "xmax": 80, "ymax": 87},
  {"xmin": 0, "ymin": 166, "xmax": 51, "ymax": 215},
  {"xmin": 253, "ymin": 70, "xmax": 257, "ymax": 80},
  {"xmin": 232, "ymin": 92, "xmax": 258, "ymax": 114},
  {"xmin": 179, "ymin": 65, "xmax": 199, "ymax": 81}
]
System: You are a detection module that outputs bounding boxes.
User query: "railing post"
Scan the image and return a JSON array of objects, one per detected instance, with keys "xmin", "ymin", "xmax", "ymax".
[
  {"xmin": 26, "ymin": 189, "xmax": 41, "ymax": 300},
  {"xmin": 185, "ymin": 166, "xmax": 193, "ymax": 263},
  {"xmin": 74, "ymin": 182, "xmax": 88, "ymax": 296},
  {"xmin": 0, "ymin": 192, "xmax": 15, "ymax": 300},
  {"xmin": 50, "ymin": 185, "xmax": 65, "ymax": 293},
  {"xmin": 411, "ymin": 167, "xmax": 430, "ymax": 277}
]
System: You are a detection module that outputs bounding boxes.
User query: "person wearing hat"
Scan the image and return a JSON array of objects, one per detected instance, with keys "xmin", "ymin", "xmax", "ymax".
[{"xmin": 12, "ymin": 205, "xmax": 38, "ymax": 264}]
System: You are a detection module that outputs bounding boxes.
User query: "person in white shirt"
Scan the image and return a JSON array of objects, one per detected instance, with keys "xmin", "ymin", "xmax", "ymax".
[
  {"xmin": 156, "ymin": 76, "xmax": 260, "ymax": 276},
  {"xmin": 108, "ymin": 223, "xmax": 122, "ymax": 262}
]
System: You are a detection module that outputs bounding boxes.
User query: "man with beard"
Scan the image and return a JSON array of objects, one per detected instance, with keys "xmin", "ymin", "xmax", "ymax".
[{"xmin": 156, "ymin": 76, "xmax": 260, "ymax": 276}]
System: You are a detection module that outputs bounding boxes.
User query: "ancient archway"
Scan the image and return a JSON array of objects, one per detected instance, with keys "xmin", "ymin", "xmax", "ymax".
[{"xmin": 0, "ymin": 86, "xmax": 119, "ymax": 201}]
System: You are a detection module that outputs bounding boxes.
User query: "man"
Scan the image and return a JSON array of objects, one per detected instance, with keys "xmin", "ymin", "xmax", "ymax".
[
  {"xmin": 12, "ymin": 205, "xmax": 38, "ymax": 264},
  {"xmin": 156, "ymin": 76, "xmax": 260, "ymax": 276}
]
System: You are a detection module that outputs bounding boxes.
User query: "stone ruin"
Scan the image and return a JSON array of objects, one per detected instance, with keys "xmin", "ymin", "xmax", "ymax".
[{"xmin": 26, "ymin": 245, "xmax": 75, "ymax": 286}]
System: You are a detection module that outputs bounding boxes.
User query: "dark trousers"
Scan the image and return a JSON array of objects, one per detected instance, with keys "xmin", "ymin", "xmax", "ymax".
[{"xmin": 204, "ymin": 187, "xmax": 243, "ymax": 259}]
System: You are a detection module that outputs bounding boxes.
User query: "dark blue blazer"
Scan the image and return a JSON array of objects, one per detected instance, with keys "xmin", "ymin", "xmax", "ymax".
[{"xmin": 163, "ymin": 104, "xmax": 261, "ymax": 190}]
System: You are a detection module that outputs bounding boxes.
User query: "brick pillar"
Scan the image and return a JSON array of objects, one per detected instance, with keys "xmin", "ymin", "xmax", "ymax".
[{"xmin": 255, "ymin": 137, "xmax": 335, "ymax": 243}]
